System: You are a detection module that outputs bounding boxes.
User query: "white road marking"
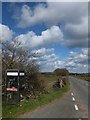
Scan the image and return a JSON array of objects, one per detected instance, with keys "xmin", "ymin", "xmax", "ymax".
[
  {"xmin": 74, "ymin": 104, "xmax": 79, "ymax": 111},
  {"xmin": 71, "ymin": 92, "xmax": 74, "ymax": 96},
  {"xmin": 72, "ymin": 97, "xmax": 75, "ymax": 101}
]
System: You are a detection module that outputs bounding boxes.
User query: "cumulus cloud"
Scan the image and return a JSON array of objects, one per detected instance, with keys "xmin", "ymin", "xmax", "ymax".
[
  {"xmin": 1, "ymin": 2, "xmax": 88, "ymax": 73},
  {"xmin": 64, "ymin": 38, "xmax": 88, "ymax": 49},
  {"xmin": 30, "ymin": 47, "xmax": 88, "ymax": 73},
  {"xmin": 65, "ymin": 17, "xmax": 88, "ymax": 39},
  {"xmin": 31, "ymin": 48, "xmax": 54, "ymax": 57},
  {"xmin": 13, "ymin": 2, "xmax": 88, "ymax": 48},
  {"xmin": 0, "ymin": 23, "xmax": 86, "ymax": 72},
  {"xmin": 64, "ymin": 48, "xmax": 88, "ymax": 72},
  {"xmin": 55, "ymin": 48, "xmax": 88, "ymax": 73},
  {"xmin": 16, "ymin": 25, "xmax": 63, "ymax": 48},
  {"xmin": 15, "ymin": 2, "xmax": 88, "ymax": 28},
  {"xmin": 0, "ymin": 24, "xmax": 14, "ymax": 42},
  {"xmin": 31, "ymin": 48, "xmax": 62, "ymax": 71},
  {"xmin": 64, "ymin": 17, "xmax": 88, "ymax": 48}
]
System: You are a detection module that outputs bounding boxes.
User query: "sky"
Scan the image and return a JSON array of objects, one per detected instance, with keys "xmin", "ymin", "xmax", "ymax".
[{"xmin": 0, "ymin": 1, "xmax": 89, "ymax": 73}]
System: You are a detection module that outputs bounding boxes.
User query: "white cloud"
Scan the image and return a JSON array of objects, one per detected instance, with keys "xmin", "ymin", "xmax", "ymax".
[
  {"xmin": 29, "ymin": 47, "xmax": 62, "ymax": 71},
  {"xmin": 64, "ymin": 48, "xmax": 88, "ymax": 72},
  {"xmin": 16, "ymin": 25, "xmax": 63, "ymax": 48},
  {"xmin": 0, "ymin": 24, "xmax": 14, "ymax": 42},
  {"xmin": 64, "ymin": 17, "xmax": 88, "ymax": 48},
  {"xmin": 65, "ymin": 17, "xmax": 88, "ymax": 39},
  {"xmin": 55, "ymin": 48, "xmax": 88, "ymax": 72},
  {"xmin": 16, "ymin": 2, "xmax": 88, "ymax": 28},
  {"xmin": 30, "ymin": 47, "xmax": 88, "ymax": 73},
  {"xmin": 0, "ymin": 23, "xmax": 88, "ymax": 72},
  {"xmin": 32, "ymin": 48, "xmax": 54, "ymax": 56},
  {"xmin": 14, "ymin": 2, "xmax": 88, "ymax": 48}
]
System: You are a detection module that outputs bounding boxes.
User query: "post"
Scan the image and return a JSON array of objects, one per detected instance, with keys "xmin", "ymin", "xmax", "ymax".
[{"xmin": 60, "ymin": 79, "xmax": 63, "ymax": 88}]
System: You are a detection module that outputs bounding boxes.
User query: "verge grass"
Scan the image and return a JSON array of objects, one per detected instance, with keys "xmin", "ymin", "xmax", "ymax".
[
  {"xmin": 2, "ymin": 75, "xmax": 70, "ymax": 118},
  {"xmin": 2, "ymin": 78, "xmax": 70, "ymax": 118},
  {"xmin": 74, "ymin": 75, "xmax": 90, "ymax": 82}
]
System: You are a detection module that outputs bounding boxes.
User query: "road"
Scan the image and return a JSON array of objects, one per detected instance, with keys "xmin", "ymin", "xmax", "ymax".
[{"xmin": 19, "ymin": 76, "xmax": 89, "ymax": 119}]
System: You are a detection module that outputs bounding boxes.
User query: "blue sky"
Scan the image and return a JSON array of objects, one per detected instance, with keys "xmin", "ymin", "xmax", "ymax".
[{"xmin": 0, "ymin": 2, "xmax": 88, "ymax": 73}]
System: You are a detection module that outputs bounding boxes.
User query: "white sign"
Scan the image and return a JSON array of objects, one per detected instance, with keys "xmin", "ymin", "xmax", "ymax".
[
  {"xmin": 20, "ymin": 73, "xmax": 25, "ymax": 76},
  {"xmin": 7, "ymin": 72, "xmax": 18, "ymax": 76}
]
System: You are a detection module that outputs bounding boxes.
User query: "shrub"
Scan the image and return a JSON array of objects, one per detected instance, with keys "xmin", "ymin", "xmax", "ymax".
[{"xmin": 54, "ymin": 68, "xmax": 69, "ymax": 76}]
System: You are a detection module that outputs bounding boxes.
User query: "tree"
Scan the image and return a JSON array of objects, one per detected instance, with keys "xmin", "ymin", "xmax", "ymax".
[
  {"xmin": 54, "ymin": 68, "xmax": 69, "ymax": 76},
  {"xmin": 2, "ymin": 40, "xmax": 26, "ymax": 78},
  {"xmin": 2, "ymin": 39, "xmax": 46, "ymax": 99}
]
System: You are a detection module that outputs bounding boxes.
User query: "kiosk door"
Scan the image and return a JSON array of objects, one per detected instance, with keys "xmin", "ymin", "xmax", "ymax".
[{"xmin": 6, "ymin": 70, "xmax": 20, "ymax": 104}]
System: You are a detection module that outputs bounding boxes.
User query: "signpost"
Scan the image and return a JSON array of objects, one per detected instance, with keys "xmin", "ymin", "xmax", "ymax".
[{"xmin": 5, "ymin": 69, "xmax": 25, "ymax": 105}]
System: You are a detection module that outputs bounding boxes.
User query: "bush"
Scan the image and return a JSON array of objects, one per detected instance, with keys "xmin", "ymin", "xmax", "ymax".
[{"xmin": 54, "ymin": 68, "xmax": 69, "ymax": 76}]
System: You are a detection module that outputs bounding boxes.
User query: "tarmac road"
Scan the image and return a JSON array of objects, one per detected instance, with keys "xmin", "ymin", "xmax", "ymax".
[{"xmin": 19, "ymin": 76, "xmax": 89, "ymax": 119}]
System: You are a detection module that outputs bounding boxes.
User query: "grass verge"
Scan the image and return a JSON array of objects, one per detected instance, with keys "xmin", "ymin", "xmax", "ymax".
[
  {"xmin": 74, "ymin": 75, "xmax": 90, "ymax": 82},
  {"xmin": 2, "ymin": 81, "xmax": 70, "ymax": 118}
]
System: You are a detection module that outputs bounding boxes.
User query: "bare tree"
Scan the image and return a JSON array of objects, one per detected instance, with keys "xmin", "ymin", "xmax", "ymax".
[{"xmin": 2, "ymin": 39, "xmax": 46, "ymax": 99}]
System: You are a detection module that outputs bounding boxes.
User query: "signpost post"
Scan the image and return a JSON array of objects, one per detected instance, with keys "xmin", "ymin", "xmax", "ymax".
[{"xmin": 5, "ymin": 69, "xmax": 25, "ymax": 105}]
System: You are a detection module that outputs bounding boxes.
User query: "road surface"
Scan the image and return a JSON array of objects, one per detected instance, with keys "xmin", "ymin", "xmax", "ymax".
[{"xmin": 19, "ymin": 76, "xmax": 89, "ymax": 119}]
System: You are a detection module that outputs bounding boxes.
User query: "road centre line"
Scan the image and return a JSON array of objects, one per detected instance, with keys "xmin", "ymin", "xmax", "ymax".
[
  {"xmin": 74, "ymin": 104, "xmax": 79, "ymax": 111},
  {"xmin": 72, "ymin": 97, "xmax": 75, "ymax": 101},
  {"xmin": 71, "ymin": 92, "xmax": 74, "ymax": 96},
  {"xmin": 71, "ymin": 92, "xmax": 79, "ymax": 111}
]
